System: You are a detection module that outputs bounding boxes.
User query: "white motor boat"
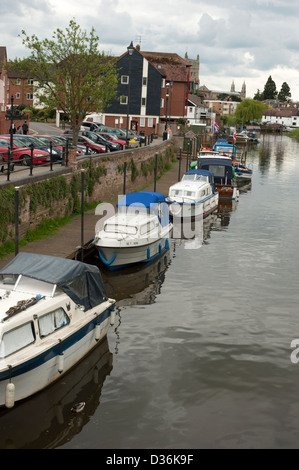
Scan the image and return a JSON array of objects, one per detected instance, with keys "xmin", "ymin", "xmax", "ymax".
[
  {"xmin": 94, "ymin": 191, "xmax": 172, "ymax": 270},
  {"xmin": 0, "ymin": 252, "xmax": 115, "ymax": 408},
  {"xmin": 166, "ymin": 169, "xmax": 219, "ymax": 221}
]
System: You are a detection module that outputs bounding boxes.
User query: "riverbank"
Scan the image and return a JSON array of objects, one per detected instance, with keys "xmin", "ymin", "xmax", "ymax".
[{"xmin": 0, "ymin": 158, "xmax": 181, "ymax": 270}]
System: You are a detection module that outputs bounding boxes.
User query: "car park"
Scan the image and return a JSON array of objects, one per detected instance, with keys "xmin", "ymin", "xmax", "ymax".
[{"xmin": 0, "ymin": 136, "xmax": 50, "ymax": 165}]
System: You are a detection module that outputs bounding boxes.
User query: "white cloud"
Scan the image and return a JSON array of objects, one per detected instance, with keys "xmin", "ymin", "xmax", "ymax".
[{"xmin": 1, "ymin": 0, "xmax": 299, "ymax": 100}]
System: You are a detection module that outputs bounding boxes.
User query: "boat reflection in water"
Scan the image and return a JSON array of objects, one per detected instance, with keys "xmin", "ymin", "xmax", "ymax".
[
  {"xmin": 0, "ymin": 338, "xmax": 112, "ymax": 449},
  {"xmin": 88, "ymin": 249, "xmax": 171, "ymax": 306}
]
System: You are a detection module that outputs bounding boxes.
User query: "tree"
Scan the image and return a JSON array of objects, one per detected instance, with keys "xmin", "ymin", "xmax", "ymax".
[
  {"xmin": 263, "ymin": 76, "xmax": 277, "ymax": 100},
  {"xmin": 278, "ymin": 82, "xmax": 291, "ymax": 102},
  {"xmin": 234, "ymin": 98, "xmax": 268, "ymax": 124},
  {"xmin": 253, "ymin": 89, "xmax": 264, "ymax": 101},
  {"xmin": 9, "ymin": 19, "xmax": 118, "ymax": 145}
]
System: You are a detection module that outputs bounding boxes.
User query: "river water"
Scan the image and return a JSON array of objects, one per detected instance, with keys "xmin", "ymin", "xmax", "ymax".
[{"xmin": 1, "ymin": 134, "xmax": 299, "ymax": 450}]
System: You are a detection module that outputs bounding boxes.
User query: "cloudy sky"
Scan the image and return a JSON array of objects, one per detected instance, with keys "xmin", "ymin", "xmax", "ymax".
[{"xmin": 2, "ymin": 0, "xmax": 299, "ymax": 100}]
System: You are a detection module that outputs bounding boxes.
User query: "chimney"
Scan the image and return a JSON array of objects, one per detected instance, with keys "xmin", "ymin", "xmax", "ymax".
[{"xmin": 136, "ymin": 44, "xmax": 140, "ymax": 51}]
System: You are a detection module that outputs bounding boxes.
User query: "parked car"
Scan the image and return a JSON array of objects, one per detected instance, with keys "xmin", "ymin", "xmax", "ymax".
[
  {"xmin": 98, "ymin": 132, "xmax": 126, "ymax": 149},
  {"xmin": 80, "ymin": 121, "xmax": 103, "ymax": 132},
  {"xmin": 62, "ymin": 134, "xmax": 106, "ymax": 154},
  {"xmin": 0, "ymin": 136, "xmax": 50, "ymax": 165},
  {"xmin": 97, "ymin": 126, "xmax": 139, "ymax": 148},
  {"xmin": 120, "ymin": 128, "xmax": 146, "ymax": 144},
  {"xmin": 12, "ymin": 135, "xmax": 62, "ymax": 161},
  {"xmin": 64, "ymin": 130, "xmax": 121, "ymax": 151},
  {"xmin": 50, "ymin": 136, "xmax": 85, "ymax": 156}
]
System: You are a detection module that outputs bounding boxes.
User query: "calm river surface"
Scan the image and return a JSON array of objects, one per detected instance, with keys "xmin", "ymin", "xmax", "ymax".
[{"xmin": 1, "ymin": 134, "xmax": 299, "ymax": 449}]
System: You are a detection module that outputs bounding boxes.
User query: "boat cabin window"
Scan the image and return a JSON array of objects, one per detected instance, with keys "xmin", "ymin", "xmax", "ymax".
[
  {"xmin": 209, "ymin": 165, "xmax": 226, "ymax": 178},
  {"xmin": 104, "ymin": 224, "xmax": 138, "ymax": 235},
  {"xmin": 38, "ymin": 307, "xmax": 70, "ymax": 338},
  {"xmin": 140, "ymin": 221, "xmax": 155, "ymax": 235},
  {"xmin": 186, "ymin": 190, "xmax": 195, "ymax": 197},
  {"xmin": 171, "ymin": 189, "xmax": 182, "ymax": 197},
  {"xmin": 0, "ymin": 321, "xmax": 35, "ymax": 358}
]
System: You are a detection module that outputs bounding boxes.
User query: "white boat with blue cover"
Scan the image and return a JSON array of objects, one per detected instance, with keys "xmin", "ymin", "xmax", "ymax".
[
  {"xmin": 94, "ymin": 191, "xmax": 172, "ymax": 270},
  {"xmin": 0, "ymin": 252, "xmax": 115, "ymax": 408},
  {"xmin": 166, "ymin": 169, "xmax": 219, "ymax": 220}
]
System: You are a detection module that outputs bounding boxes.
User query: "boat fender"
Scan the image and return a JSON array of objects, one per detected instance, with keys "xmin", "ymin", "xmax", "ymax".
[
  {"xmin": 58, "ymin": 353, "xmax": 64, "ymax": 374},
  {"xmin": 95, "ymin": 323, "xmax": 101, "ymax": 341},
  {"xmin": 165, "ymin": 238, "xmax": 168, "ymax": 249},
  {"xmin": 159, "ymin": 243, "xmax": 162, "ymax": 254},
  {"xmin": 147, "ymin": 247, "xmax": 150, "ymax": 259},
  {"xmin": 98, "ymin": 250, "xmax": 117, "ymax": 266},
  {"xmin": 5, "ymin": 382, "xmax": 15, "ymax": 408},
  {"xmin": 110, "ymin": 310, "xmax": 115, "ymax": 326}
]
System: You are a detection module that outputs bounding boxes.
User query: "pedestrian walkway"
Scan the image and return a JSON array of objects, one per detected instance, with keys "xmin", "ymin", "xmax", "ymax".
[{"xmin": 0, "ymin": 158, "xmax": 181, "ymax": 270}]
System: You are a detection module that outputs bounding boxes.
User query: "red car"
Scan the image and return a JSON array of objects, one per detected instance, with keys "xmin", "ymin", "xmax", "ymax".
[
  {"xmin": 98, "ymin": 132, "xmax": 126, "ymax": 148},
  {"xmin": 0, "ymin": 136, "xmax": 50, "ymax": 165},
  {"xmin": 62, "ymin": 134, "xmax": 106, "ymax": 154}
]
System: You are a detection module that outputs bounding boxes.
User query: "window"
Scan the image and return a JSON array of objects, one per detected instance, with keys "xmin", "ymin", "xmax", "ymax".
[
  {"xmin": 121, "ymin": 75, "xmax": 129, "ymax": 84},
  {"xmin": 16, "ymin": 79, "xmax": 21, "ymax": 85},
  {"xmin": 26, "ymin": 93, "xmax": 33, "ymax": 100},
  {"xmin": 142, "ymin": 77, "xmax": 147, "ymax": 86},
  {"xmin": 16, "ymin": 93, "xmax": 21, "ymax": 99},
  {"xmin": 148, "ymin": 118, "xmax": 153, "ymax": 127},
  {"xmin": 140, "ymin": 221, "xmax": 155, "ymax": 235},
  {"xmin": 0, "ymin": 322, "xmax": 35, "ymax": 358},
  {"xmin": 141, "ymin": 97, "xmax": 146, "ymax": 106},
  {"xmin": 120, "ymin": 95, "xmax": 128, "ymax": 105},
  {"xmin": 162, "ymin": 78, "xmax": 165, "ymax": 88},
  {"xmin": 27, "ymin": 79, "xmax": 34, "ymax": 85},
  {"xmin": 38, "ymin": 307, "xmax": 70, "ymax": 338},
  {"xmin": 140, "ymin": 118, "xmax": 145, "ymax": 127},
  {"xmin": 161, "ymin": 98, "xmax": 164, "ymax": 108}
]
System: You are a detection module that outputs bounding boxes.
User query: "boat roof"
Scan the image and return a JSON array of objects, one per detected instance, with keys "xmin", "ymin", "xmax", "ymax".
[
  {"xmin": 117, "ymin": 191, "xmax": 166, "ymax": 208},
  {"xmin": 198, "ymin": 156, "xmax": 232, "ymax": 166},
  {"xmin": 185, "ymin": 169, "xmax": 214, "ymax": 177},
  {"xmin": 0, "ymin": 253, "xmax": 108, "ymax": 310}
]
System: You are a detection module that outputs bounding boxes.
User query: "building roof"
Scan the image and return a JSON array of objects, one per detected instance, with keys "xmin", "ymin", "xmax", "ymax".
[
  {"xmin": 140, "ymin": 51, "xmax": 191, "ymax": 82},
  {"xmin": 264, "ymin": 107, "xmax": 299, "ymax": 117}
]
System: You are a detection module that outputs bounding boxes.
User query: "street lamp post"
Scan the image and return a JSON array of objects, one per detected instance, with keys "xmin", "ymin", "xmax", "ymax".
[
  {"xmin": 126, "ymin": 41, "xmax": 134, "ymax": 149},
  {"xmin": 163, "ymin": 82, "xmax": 170, "ymax": 141}
]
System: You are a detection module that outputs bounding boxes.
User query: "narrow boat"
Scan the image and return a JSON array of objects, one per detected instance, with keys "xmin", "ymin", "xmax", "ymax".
[
  {"xmin": 94, "ymin": 191, "xmax": 172, "ymax": 270},
  {"xmin": 232, "ymin": 161, "xmax": 253, "ymax": 181},
  {"xmin": 196, "ymin": 155, "xmax": 239, "ymax": 200},
  {"xmin": 0, "ymin": 252, "xmax": 115, "ymax": 408},
  {"xmin": 166, "ymin": 169, "xmax": 219, "ymax": 221}
]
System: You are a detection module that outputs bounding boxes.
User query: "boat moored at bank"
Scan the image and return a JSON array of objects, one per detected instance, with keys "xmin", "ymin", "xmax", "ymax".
[
  {"xmin": 166, "ymin": 169, "xmax": 219, "ymax": 221},
  {"xmin": 0, "ymin": 252, "xmax": 115, "ymax": 408},
  {"xmin": 94, "ymin": 191, "xmax": 172, "ymax": 270}
]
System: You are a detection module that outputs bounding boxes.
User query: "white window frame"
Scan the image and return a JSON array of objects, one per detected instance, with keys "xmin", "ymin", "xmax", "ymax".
[
  {"xmin": 148, "ymin": 117, "xmax": 153, "ymax": 127},
  {"xmin": 16, "ymin": 92, "xmax": 21, "ymax": 99},
  {"xmin": 140, "ymin": 118, "xmax": 145, "ymax": 127},
  {"xmin": 120, "ymin": 95, "xmax": 128, "ymax": 105},
  {"xmin": 26, "ymin": 93, "xmax": 33, "ymax": 100},
  {"xmin": 121, "ymin": 75, "xmax": 129, "ymax": 84}
]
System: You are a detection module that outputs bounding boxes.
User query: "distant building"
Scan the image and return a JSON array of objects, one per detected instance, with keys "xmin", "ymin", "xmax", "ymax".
[{"xmin": 262, "ymin": 106, "xmax": 299, "ymax": 127}]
